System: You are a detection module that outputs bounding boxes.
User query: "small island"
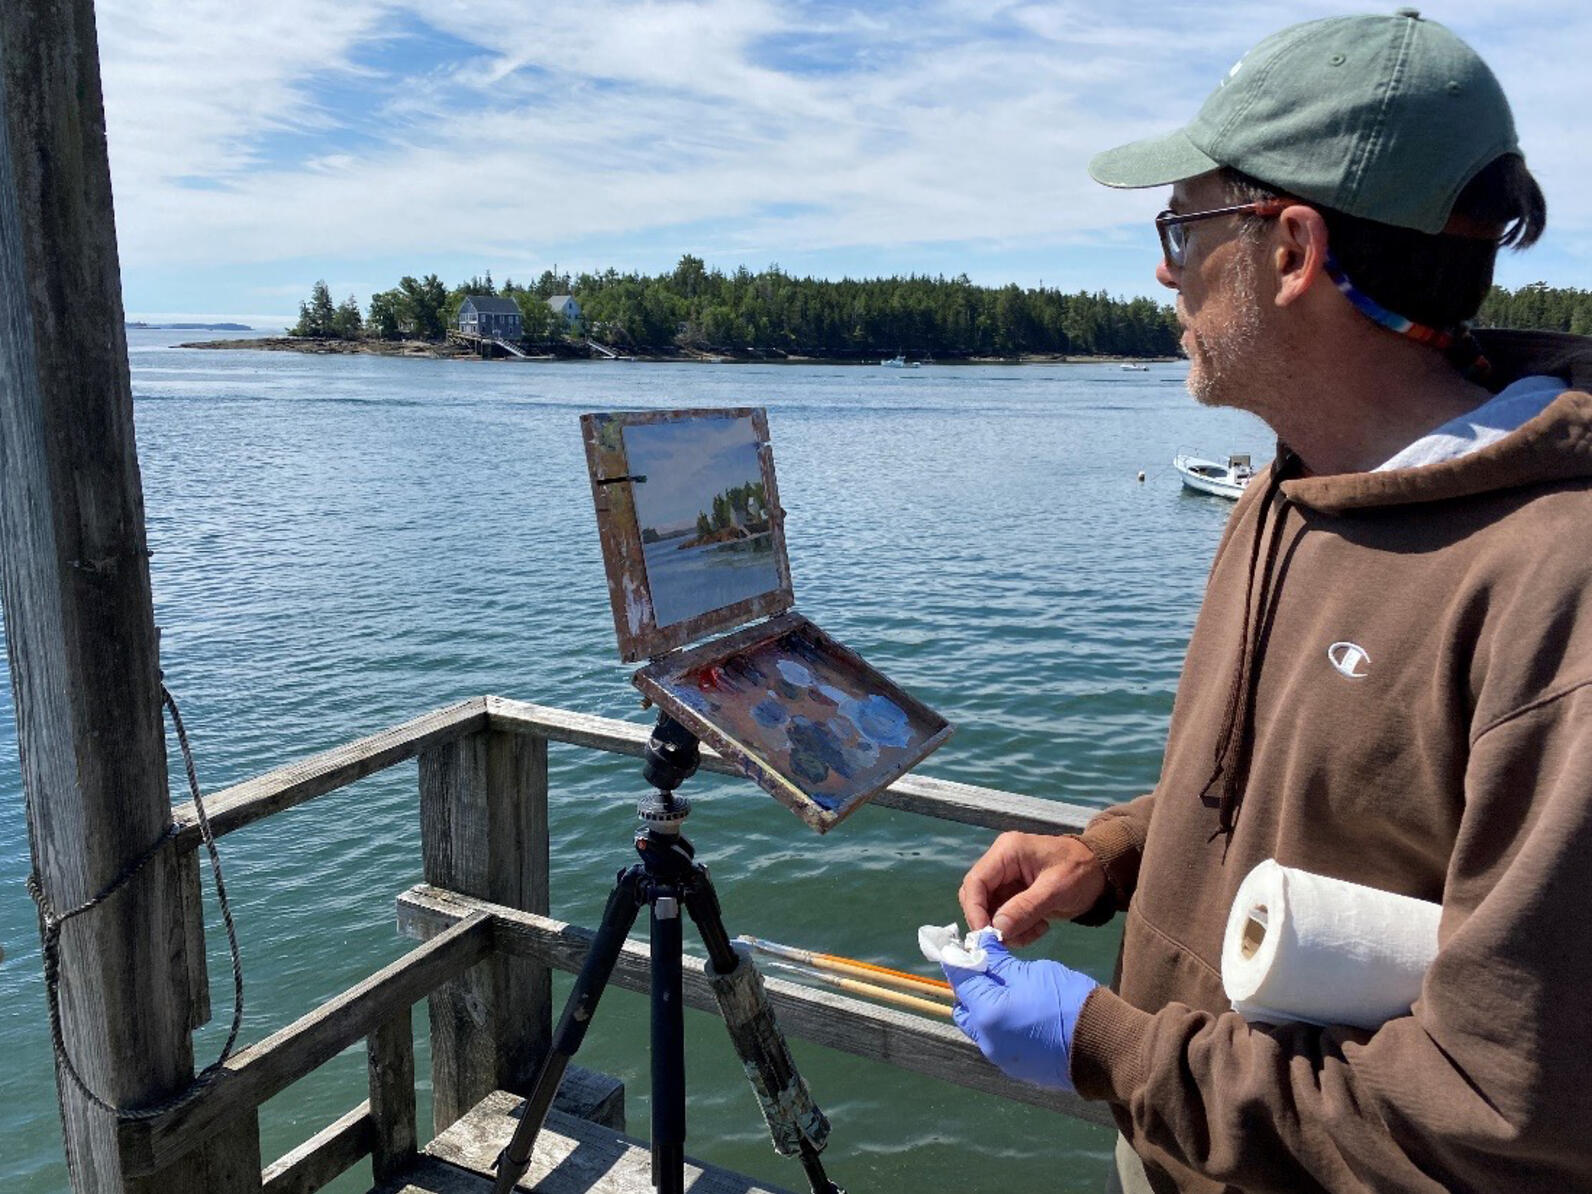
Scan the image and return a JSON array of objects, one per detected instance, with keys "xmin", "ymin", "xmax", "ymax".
[
  {"xmin": 679, "ymin": 481, "xmax": 772, "ymax": 550},
  {"xmin": 181, "ymin": 258, "xmax": 1188, "ymax": 363}
]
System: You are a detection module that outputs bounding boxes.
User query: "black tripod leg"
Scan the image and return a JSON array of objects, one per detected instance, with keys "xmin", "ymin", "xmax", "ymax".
[
  {"xmin": 492, "ymin": 872, "xmax": 643, "ymax": 1194},
  {"xmin": 683, "ymin": 872, "xmax": 846, "ymax": 1194},
  {"xmin": 651, "ymin": 891, "xmax": 686, "ymax": 1194}
]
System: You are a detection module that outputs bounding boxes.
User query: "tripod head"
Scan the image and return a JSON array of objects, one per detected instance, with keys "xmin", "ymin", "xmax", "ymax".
[
  {"xmin": 638, "ymin": 713, "xmax": 700, "ymax": 833},
  {"xmin": 643, "ymin": 713, "xmax": 700, "ymax": 793}
]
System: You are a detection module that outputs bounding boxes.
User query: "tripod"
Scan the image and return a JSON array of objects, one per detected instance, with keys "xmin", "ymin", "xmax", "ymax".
[{"xmin": 492, "ymin": 714, "xmax": 844, "ymax": 1194}]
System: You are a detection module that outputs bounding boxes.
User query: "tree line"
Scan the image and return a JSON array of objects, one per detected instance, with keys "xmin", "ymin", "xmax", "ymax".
[
  {"xmin": 289, "ymin": 260, "xmax": 1592, "ymax": 358},
  {"xmin": 289, "ymin": 257, "xmax": 1181, "ymax": 357},
  {"xmin": 1474, "ymin": 282, "xmax": 1592, "ymax": 337}
]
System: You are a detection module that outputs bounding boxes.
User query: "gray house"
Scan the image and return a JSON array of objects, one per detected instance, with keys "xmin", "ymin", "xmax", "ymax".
[
  {"xmin": 458, "ymin": 294, "xmax": 523, "ymax": 340},
  {"xmin": 547, "ymin": 294, "xmax": 582, "ymax": 327}
]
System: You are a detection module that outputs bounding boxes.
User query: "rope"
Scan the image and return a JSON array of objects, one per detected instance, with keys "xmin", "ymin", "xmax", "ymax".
[{"xmin": 26, "ymin": 683, "xmax": 245, "ymax": 1121}]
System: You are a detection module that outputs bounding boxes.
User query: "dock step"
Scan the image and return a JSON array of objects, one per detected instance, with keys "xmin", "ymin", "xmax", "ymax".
[{"xmin": 380, "ymin": 1090, "xmax": 794, "ymax": 1193}]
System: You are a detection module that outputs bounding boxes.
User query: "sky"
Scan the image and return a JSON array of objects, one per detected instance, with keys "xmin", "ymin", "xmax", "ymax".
[{"xmin": 94, "ymin": 0, "xmax": 1591, "ymax": 326}]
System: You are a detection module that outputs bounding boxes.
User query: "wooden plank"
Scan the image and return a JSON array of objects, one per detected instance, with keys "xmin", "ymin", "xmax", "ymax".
[
  {"xmin": 368, "ymin": 1012, "xmax": 417, "ymax": 1183},
  {"xmin": 552, "ymin": 1065, "xmax": 625, "ymax": 1132},
  {"xmin": 179, "ymin": 849, "xmax": 211, "ymax": 1031},
  {"xmin": 0, "ymin": 6, "xmax": 265, "ymax": 1189},
  {"xmin": 418, "ymin": 1094, "xmax": 792, "ymax": 1193},
  {"xmin": 155, "ymin": 1113, "xmax": 263, "ymax": 1194},
  {"xmin": 397, "ymin": 887, "xmax": 1114, "ymax": 1129},
  {"xmin": 260, "ymin": 1103, "xmax": 374, "ymax": 1194},
  {"xmin": 170, "ymin": 699, "xmax": 488, "ymax": 850},
  {"xmin": 421, "ymin": 732, "xmax": 551, "ymax": 1133},
  {"xmin": 119, "ymin": 913, "xmax": 493, "ymax": 1177},
  {"xmin": 485, "ymin": 696, "xmax": 1096, "ymax": 834}
]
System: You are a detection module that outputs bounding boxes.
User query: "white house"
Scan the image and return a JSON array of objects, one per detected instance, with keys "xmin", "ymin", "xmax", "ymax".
[{"xmin": 547, "ymin": 294, "xmax": 582, "ymax": 327}]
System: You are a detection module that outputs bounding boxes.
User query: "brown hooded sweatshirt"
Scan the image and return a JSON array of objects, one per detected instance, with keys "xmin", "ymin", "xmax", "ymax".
[{"xmin": 1069, "ymin": 330, "xmax": 1592, "ymax": 1193}]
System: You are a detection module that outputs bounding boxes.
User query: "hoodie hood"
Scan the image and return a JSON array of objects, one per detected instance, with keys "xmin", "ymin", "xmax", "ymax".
[{"xmin": 1283, "ymin": 330, "xmax": 1592, "ymax": 515}]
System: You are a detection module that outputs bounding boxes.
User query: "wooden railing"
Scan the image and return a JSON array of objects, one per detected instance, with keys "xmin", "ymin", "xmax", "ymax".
[{"xmin": 121, "ymin": 695, "xmax": 1108, "ymax": 1191}]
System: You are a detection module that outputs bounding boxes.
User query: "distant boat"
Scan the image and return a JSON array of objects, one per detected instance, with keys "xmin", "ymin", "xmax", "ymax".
[
  {"xmin": 881, "ymin": 353, "xmax": 920, "ymax": 369},
  {"xmin": 1119, "ymin": 362, "xmax": 1149, "ymax": 371},
  {"xmin": 1174, "ymin": 452, "xmax": 1253, "ymax": 500}
]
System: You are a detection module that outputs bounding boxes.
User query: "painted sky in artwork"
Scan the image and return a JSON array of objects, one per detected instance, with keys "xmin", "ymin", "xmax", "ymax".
[
  {"xmin": 623, "ymin": 416, "xmax": 765, "ymax": 535},
  {"xmin": 95, "ymin": 1, "xmax": 1592, "ymax": 323}
]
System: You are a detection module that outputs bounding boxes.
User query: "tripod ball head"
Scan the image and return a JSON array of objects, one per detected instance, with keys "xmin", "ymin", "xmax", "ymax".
[{"xmin": 643, "ymin": 713, "xmax": 700, "ymax": 794}]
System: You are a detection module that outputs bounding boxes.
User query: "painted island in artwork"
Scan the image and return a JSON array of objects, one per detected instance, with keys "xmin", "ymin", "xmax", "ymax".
[{"xmin": 622, "ymin": 414, "xmax": 781, "ymax": 627}]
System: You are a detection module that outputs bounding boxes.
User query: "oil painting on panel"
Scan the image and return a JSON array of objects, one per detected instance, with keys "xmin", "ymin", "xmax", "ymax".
[{"xmin": 622, "ymin": 414, "xmax": 781, "ymax": 628}]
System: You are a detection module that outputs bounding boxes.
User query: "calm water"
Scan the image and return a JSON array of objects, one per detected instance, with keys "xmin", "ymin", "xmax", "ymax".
[
  {"xmin": 0, "ymin": 333, "xmax": 1269, "ymax": 1192},
  {"xmin": 641, "ymin": 535, "xmax": 778, "ymax": 628}
]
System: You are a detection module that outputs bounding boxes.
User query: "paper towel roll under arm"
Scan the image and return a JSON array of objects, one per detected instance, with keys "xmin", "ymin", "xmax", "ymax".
[{"xmin": 1221, "ymin": 860, "xmax": 1441, "ymax": 1031}]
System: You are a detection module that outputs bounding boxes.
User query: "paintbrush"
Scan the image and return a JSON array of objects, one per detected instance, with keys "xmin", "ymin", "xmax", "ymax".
[
  {"xmin": 756, "ymin": 956, "xmax": 954, "ymax": 1019},
  {"xmin": 736, "ymin": 934, "xmax": 955, "ymax": 1001}
]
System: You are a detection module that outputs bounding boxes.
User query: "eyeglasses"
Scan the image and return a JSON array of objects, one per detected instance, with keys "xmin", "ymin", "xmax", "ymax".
[{"xmin": 1155, "ymin": 199, "xmax": 1290, "ymax": 268}]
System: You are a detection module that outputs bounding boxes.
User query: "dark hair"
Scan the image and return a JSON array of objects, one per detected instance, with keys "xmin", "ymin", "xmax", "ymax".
[{"xmin": 1223, "ymin": 156, "xmax": 1547, "ymax": 328}]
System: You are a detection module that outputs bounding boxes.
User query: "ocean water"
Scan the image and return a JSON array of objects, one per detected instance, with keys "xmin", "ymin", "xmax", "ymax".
[{"xmin": 0, "ymin": 332, "xmax": 1270, "ymax": 1192}]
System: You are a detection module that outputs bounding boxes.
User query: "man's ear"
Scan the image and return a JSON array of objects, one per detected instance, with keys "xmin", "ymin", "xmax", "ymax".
[{"xmin": 1272, "ymin": 204, "xmax": 1329, "ymax": 308}]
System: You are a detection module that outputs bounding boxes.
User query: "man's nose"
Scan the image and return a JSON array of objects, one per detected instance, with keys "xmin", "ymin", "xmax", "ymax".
[{"xmin": 1156, "ymin": 259, "xmax": 1179, "ymax": 291}]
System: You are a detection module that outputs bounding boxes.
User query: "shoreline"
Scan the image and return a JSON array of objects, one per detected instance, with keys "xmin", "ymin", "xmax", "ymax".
[{"xmin": 177, "ymin": 336, "xmax": 1181, "ymax": 366}]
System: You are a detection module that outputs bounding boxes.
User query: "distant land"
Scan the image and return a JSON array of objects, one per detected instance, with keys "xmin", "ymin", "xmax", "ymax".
[{"xmin": 127, "ymin": 321, "xmax": 254, "ymax": 331}]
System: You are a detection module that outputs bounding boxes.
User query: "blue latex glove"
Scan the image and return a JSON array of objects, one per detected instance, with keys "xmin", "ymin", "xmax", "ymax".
[{"xmin": 943, "ymin": 937, "xmax": 1099, "ymax": 1092}]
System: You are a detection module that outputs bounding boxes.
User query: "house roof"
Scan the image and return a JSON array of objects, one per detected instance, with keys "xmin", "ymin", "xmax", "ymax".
[
  {"xmin": 547, "ymin": 294, "xmax": 578, "ymax": 308},
  {"xmin": 461, "ymin": 295, "xmax": 521, "ymax": 315}
]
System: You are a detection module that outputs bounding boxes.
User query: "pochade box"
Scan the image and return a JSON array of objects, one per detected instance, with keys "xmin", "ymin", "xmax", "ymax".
[{"xmin": 582, "ymin": 407, "xmax": 951, "ymax": 832}]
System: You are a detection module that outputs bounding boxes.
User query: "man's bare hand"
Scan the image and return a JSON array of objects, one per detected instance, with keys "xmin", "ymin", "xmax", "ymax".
[{"xmin": 958, "ymin": 833, "xmax": 1108, "ymax": 947}]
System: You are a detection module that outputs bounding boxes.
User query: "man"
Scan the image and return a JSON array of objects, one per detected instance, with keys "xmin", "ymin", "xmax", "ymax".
[{"xmin": 943, "ymin": 11, "xmax": 1592, "ymax": 1193}]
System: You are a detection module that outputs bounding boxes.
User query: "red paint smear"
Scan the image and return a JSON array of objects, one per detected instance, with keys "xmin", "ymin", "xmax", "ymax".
[{"xmin": 692, "ymin": 665, "xmax": 726, "ymax": 691}]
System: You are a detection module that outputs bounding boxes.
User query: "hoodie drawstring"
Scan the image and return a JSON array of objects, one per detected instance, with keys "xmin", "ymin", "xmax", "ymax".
[{"xmin": 1201, "ymin": 456, "xmax": 1296, "ymax": 838}]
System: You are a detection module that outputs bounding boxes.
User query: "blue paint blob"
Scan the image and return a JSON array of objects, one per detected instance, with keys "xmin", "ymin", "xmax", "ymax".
[
  {"xmin": 857, "ymin": 694, "xmax": 911, "ymax": 747},
  {"xmin": 776, "ymin": 659, "xmax": 815, "ymax": 687},
  {"xmin": 752, "ymin": 696, "xmax": 787, "ymax": 728},
  {"xmin": 786, "ymin": 716, "xmax": 832, "ymax": 787},
  {"xmin": 673, "ymin": 686, "xmax": 709, "ymax": 712}
]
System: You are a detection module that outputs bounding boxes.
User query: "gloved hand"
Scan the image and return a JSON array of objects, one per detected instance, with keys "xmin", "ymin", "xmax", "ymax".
[{"xmin": 942, "ymin": 936, "xmax": 1099, "ymax": 1092}]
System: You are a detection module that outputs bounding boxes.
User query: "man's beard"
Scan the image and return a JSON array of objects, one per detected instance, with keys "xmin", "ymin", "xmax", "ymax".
[{"xmin": 1185, "ymin": 248, "xmax": 1264, "ymax": 409}]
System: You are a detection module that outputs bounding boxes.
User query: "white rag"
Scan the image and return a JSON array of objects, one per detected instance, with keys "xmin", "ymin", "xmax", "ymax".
[
  {"xmin": 1221, "ymin": 859, "xmax": 1441, "ymax": 1031},
  {"xmin": 918, "ymin": 923, "xmax": 1001, "ymax": 972}
]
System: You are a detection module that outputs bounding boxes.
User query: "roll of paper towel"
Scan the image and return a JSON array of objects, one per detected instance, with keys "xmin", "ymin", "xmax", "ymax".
[{"xmin": 1221, "ymin": 859, "xmax": 1441, "ymax": 1031}]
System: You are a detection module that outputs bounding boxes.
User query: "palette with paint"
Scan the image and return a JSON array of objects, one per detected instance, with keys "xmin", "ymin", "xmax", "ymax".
[{"xmin": 583, "ymin": 408, "xmax": 951, "ymax": 832}]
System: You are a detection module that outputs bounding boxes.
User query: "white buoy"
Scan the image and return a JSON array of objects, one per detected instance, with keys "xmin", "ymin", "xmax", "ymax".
[{"xmin": 1137, "ymin": 470, "xmax": 1146, "ymax": 483}]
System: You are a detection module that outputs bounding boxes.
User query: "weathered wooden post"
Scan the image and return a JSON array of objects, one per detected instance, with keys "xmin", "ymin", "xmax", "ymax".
[
  {"xmin": 419, "ymin": 730, "xmax": 552, "ymax": 1130},
  {"xmin": 0, "ymin": 2, "xmax": 257, "ymax": 1189}
]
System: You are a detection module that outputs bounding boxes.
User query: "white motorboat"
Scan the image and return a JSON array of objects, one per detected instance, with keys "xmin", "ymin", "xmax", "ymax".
[
  {"xmin": 1119, "ymin": 362, "xmax": 1149, "ymax": 371},
  {"xmin": 880, "ymin": 353, "xmax": 919, "ymax": 368},
  {"xmin": 1174, "ymin": 452, "xmax": 1253, "ymax": 500}
]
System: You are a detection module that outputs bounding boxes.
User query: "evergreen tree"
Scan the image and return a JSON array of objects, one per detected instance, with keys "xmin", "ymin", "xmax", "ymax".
[
  {"xmin": 290, "ymin": 280, "xmax": 338, "ymax": 337},
  {"xmin": 332, "ymin": 295, "xmax": 364, "ymax": 340}
]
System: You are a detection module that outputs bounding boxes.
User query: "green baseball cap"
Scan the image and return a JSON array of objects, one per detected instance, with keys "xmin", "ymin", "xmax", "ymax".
[{"xmin": 1088, "ymin": 9, "xmax": 1520, "ymax": 234}]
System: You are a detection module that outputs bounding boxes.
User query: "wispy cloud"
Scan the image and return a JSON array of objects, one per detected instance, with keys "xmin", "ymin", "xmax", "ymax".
[{"xmin": 94, "ymin": 0, "xmax": 1592, "ymax": 316}]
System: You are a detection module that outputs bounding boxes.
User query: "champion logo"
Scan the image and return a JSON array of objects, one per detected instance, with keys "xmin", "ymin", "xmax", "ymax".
[{"xmin": 1327, "ymin": 641, "xmax": 1371, "ymax": 679}]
